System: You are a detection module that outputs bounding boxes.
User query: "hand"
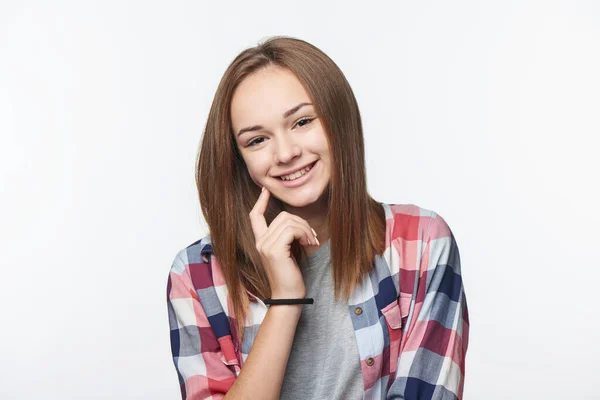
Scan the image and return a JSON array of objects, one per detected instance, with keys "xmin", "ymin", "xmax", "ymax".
[{"xmin": 249, "ymin": 187, "xmax": 320, "ymax": 299}]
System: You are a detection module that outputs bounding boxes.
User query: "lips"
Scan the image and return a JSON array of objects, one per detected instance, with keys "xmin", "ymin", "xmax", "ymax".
[{"xmin": 275, "ymin": 161, "xmax": 317, "ymax": 180}]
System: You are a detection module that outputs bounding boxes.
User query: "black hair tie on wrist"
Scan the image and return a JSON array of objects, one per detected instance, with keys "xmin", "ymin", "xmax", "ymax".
[{"xmin": 263, "ymin": 298, "xmax": 314, "ymax": 305}]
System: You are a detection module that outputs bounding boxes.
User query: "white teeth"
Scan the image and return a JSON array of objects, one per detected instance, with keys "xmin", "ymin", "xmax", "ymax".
[{"xmin": 280, "ymin": 163, "xmax": 314, "ymax": 181}]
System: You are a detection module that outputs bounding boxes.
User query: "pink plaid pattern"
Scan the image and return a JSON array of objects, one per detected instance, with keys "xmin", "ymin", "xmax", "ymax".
[{"xmin": 167, "ymin": 203, "xmax": 469, "ymax": 399}]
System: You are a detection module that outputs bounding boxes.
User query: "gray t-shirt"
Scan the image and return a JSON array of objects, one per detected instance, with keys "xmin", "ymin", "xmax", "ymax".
[{"xmin": 279, "ymin": 238, "xmax": 364, "ymax": 400}]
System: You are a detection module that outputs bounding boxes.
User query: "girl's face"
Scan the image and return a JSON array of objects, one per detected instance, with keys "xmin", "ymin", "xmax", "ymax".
[{"xmin": 231, "ymin": 66, "xmax": 331, "ymax": 209}]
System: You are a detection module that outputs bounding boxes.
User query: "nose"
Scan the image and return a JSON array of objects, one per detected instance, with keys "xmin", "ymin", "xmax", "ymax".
[{"xmin": 273, "ymin": 133, "xmax": 301, "ymax": 164}]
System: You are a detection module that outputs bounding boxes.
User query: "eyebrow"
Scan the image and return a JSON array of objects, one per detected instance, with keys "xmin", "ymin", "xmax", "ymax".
[{"xmin": 236, "ymin": 102, "xmax": 313, "ymax": 137}]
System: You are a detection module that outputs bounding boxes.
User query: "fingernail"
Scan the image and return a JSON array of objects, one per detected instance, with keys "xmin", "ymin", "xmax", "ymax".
[
  {"xmin": 315, "ymin": 238, "xmax": 320, "ymax": 246},
  {"xmin": 261, "ymin": 186, "xmax": 265, "ymax": 192},
  {"xmin": 311, "ymin": 228, "xmax": 317, "ymax": 237}
]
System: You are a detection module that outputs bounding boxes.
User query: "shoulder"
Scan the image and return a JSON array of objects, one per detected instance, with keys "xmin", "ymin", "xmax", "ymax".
[
  {"xmin": 168, "ymin": 234, "xmax": 218, "ymax": 289},
  {"xmin": 381, "ymin": 202, "xmax": 449, "ymax": 244}
]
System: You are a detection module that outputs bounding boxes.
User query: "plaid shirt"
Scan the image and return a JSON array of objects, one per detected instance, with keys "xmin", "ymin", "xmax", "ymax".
[{"xmin": 167, "ymin": 203, "xmax": 469, "ymax": 399}]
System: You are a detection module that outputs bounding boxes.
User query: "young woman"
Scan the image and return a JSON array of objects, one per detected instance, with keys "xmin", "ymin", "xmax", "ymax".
[{"xmin": 167, "ymin": 36, "xmax": 469, "ymax": 400}]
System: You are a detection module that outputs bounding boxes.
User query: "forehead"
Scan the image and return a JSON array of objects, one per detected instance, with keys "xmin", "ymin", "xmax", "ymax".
[{"xmin": 230, "ymin": 67, "xmax": 312, "ymax": 129}]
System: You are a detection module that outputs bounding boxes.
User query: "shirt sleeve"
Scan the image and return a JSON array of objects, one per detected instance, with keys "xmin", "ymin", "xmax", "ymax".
[
  {"xmin": 167, "ymin": 252, "xmax": 237, "ymax": 399},
  {"xmin": 387, "ymin": 213, "xmax": 470, "ymax": 400}
]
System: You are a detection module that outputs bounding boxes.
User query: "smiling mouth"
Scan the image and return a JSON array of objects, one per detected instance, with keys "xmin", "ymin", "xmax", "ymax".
[{"xmin": 276, "ymin": 161, "xmax": 317, "ymax": 181}]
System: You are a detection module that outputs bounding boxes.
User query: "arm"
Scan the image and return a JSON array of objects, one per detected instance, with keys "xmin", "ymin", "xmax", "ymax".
[
  {"xmin": 167, "ymin": 257, "xmax": 237, "ymax": 399},
  {"xmin": 387, "ymin": 214, "xmax": 470, "ymax": 400},
  {"xmin": 224, "ymin": 187, "xmax": 313, "ymax": 399},
  {"xmin": 223, "ymin": 304, "xmax": 302, "ymax": 400},
  {"xmin": 168, "ymin": 252, "xmax": 303, "ymax": 400}
]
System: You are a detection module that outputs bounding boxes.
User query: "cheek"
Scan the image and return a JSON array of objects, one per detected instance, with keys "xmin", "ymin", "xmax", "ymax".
[
  {"xmin": 245, "ymin": 167, "xmax": 259, "ymax": 183},
  {"xmin": 244, "ymin": 170, "xmax": 263, "ymax": 189},
  {"xmin": 312, "ymin": 128, "xmax": 330, "ymax": 154},
  {"xmin": 244, "ymin": 158, "xmax": 269, "ymax": 182}
]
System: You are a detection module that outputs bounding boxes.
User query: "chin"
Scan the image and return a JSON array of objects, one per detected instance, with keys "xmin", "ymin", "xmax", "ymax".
[
  {"xmin": 274, "ymin": 186, "xmax": 327, "ymax": 209},
  {"xmin": 280, "ymin": 198, "xmax": 317, "ymax": 209}
]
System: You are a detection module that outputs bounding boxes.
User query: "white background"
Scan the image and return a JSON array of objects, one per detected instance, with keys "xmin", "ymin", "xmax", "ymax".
[{"xmin": 1, "ymin": 1, "xmax": 599, "ymax": 399}]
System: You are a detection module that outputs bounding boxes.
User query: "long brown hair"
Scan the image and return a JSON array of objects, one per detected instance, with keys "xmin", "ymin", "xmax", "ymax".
[{"xmin": 196, "ymin": 36, "xmax": 386, "ymax": 343}]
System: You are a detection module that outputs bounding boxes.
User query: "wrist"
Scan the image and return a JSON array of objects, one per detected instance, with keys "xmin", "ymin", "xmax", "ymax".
[
  {"xmin": 265, "ymin": 302, "xmax": 305, "ymax": 316},
  {"xmin": 270, "ymin": 291, "xmax": 307, "ymax": 300}
]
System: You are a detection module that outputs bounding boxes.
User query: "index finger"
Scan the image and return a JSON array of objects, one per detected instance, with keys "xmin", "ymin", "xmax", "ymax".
[{"xmin": 249, "ymin": 186, "xmax": 270, "ymax": 240}]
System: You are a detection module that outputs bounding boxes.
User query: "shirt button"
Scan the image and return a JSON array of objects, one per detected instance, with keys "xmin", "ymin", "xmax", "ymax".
[
  {"xmin": 366, "ymin": 357, "xmax": 375, "ymax": 366},
  {"xmin": 354, "ymin": 307, "xmax": 363, "ymax": 315}
]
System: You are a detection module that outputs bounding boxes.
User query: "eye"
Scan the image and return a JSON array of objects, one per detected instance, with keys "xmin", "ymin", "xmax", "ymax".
[
  {"xmin": 245, "ymin": 117, "xmax": 315, "ymax": 148},
  {"xmin": 294, "ymin": 117, "xmax": 315, "ymax": 129},
  {"xmin": 247, "ymin": 137, "xmax": 265, "ymax": 147}
]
